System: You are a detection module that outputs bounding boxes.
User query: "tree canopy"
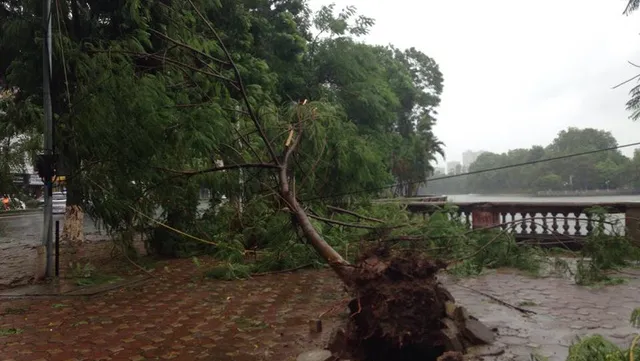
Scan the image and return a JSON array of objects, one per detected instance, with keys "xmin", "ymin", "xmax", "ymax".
[
  {"xmin": 425, "ymin": 127, "xmax": 638, "ymax": 195},
  {"xmin": 0, "ymin": 1, "xmax": 446, "ymax": 255}
]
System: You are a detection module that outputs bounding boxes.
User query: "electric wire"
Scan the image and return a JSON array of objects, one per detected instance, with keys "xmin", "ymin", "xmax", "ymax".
[{"xmin": 301, "ymin": 140, "xmax": 640, "ymax": 202}]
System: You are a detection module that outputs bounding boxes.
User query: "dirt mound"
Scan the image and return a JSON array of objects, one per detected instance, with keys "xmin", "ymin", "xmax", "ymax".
[{"xmin": 333, "ymin": 245, "xmax": 493, "ymax": 361}]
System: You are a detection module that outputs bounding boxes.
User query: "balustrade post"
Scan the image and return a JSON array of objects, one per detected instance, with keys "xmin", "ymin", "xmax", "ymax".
[
  {"xmin": 471, "ymin": 205, "xmax": 500, "ymax": 230},
  {"xmin": 625, "ymin": 205, "xmax": 640, "ymax": 245}
]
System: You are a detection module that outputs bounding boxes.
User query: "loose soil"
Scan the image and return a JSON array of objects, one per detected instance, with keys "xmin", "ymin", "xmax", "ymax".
[{"xmin": 336, "ymin": 246, "xmax": 452, "ymax": 360}]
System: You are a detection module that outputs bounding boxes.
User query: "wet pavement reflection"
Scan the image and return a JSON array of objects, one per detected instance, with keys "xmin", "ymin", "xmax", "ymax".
[{"xmin": 0, "ymin": 212, "xmax": 103, "ymax": 287}]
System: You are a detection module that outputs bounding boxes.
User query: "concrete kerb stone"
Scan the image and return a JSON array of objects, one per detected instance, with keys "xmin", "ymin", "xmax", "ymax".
[{"xmin": 0, "ymin": 274, "xmax": 151, "ymax": 299}]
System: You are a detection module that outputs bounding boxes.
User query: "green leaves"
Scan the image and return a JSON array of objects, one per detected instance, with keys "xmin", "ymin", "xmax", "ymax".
[
  {"xmin": 0, "ymin": 0, "xmax": 449, "ymax": 260},
  {"xmin": 312, "ymin": 3, "xmax": 375, "ymax": 38},
  {"xmin": 307, "ymin": 35, "xmax": 445, "ymax": 197}
]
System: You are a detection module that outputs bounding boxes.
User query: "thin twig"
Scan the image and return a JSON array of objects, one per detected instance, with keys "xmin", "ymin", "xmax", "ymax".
[
  {"xmin": 613, "ymin": 73, "xmax": 640, "ymax": 89},
  {"xmin": 318, "ymin": 297, "xmax": 352, "ymax": 319},
  {"xmin": 186, "ymin": 0, "xmax": 279, "ymax": 163},
  {"xmin": 148, "ymin": 29, "xmax": 229, "ymax": 65},
  {"xmin": 327, "ymin": 205, "xmax": 385, "ymax": 223},
  {"xmin": 87, "ymin": 49, "xmax": 238, "ymax": 86},
  {"xmin": 453, "ymin": 283, "xmax": 536, "ymax": 315},
  {"xmin": 251, "ymin": 263, "xmax": 315, "ymax": 276},
  {"xmin": 305, "ymin": 212, "xmax": 380, "ymax": 229},
  {"xmin": 451, "ymin": 223, "xmax": 518, "ymax": 265},
  {"xmin": 119, "ymin": 243, "xmax": 154, "ymax": 277}
]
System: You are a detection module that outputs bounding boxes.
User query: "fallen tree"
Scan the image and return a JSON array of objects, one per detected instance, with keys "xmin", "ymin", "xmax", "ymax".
[
  {"xmin": 151, "ymin": 3, "xmax": 498, "ymax": 360},
  {"xmin": 53, "ymin": 2, "xmax": 640, "ymax": 360}
]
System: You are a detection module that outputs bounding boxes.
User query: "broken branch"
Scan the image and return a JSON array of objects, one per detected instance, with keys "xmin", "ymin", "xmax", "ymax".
[
  {"xmin": 453, "ymin": 283, "xmax": 536, "ymax": 315},
  {"xmin": 326, "ymin": 205, "xmax": 385, "ymax": 224},
  {"xmin": 275, "ymin": 105, "xmax": 352, "ymax": 283},
  {"xmin": 302, "ymin": 211, "xmax": 381, "ymax": 229},
  {"xmin": 149, "ymin": 29, "xmax": 229, "ymax": 65}
]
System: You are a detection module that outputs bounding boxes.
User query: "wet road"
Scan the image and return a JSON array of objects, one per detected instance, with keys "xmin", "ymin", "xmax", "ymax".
[
  {"xmin": 0, "ymin": 212, "xmax": 102, "ymax": 245},
  {"xmin": 0, "ymin": 212, "xmax": 106, "ymax": 287}
]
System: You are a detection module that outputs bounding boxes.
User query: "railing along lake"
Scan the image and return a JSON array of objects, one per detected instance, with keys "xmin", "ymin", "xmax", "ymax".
[{"xmin": 388, "ymin": 200, "xmax": 640, "ymax": 248}]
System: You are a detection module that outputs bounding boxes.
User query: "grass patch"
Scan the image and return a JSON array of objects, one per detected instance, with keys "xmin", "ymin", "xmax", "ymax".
[
  {"xmin": 70, "ymin": 262, "xmax": 124, "ymax": 286},
  {"xmin": 561, "ymin": 308, "xmax": 640, "ymax": 361},
  {"xmin": 565, "ymin": 334, "xmax": 637, "ymax": 361},
  {"xmin": 0, "ymin": 327, "xmax": 23, "ymax": 336},
  {"xmin": 234, "ymin": 317, "xmax": 269, "ymax": 331},
  {"xmin": 631, "ymin": 308, "xmax": 640, "ymax": 328}
]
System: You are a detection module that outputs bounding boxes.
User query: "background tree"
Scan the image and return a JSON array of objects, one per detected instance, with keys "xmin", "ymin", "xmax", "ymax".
[
  {"xmin": 424, "ymin": 127, "xmax": 635, "ymax": 194},
  {"xmin": 306, "ymin": 8, "xmax": 444, "ymax": 197},
  {"xmin": 0, "ymin": 84, "xmax": 41, "ymax": 196}
]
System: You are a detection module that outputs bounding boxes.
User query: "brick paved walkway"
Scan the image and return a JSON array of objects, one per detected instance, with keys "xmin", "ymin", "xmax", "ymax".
[
  {"xmin": 1, "ymin": 258, "xmax": 639, "ymax": 361},
  {"xmin": 0, "ymin": 259, "xmax": 344, "ymax": 361}
]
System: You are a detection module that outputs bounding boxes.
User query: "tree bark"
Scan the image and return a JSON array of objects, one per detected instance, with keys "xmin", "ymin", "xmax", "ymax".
[
  {"xmin": 277, "ymin": 130, "xmax": 352, "ymax": 284},
  {"xmin": 60, "ymin": 153, "xmax": 85, "ymax": 246},
  {"xmin": 61, "ymin": 204, "xmax": 84, "ymax": 245}
]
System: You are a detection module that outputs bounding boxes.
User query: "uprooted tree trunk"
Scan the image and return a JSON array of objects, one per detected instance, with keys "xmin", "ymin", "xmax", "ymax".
[
  {"xmin": 282, "ymin": 172, "xmax": 496, "ymax": 360},
  {"xmin": 180, "ymin": 3, "xmax": 497, "ymax": 360},
  {"xmin": 326, "ymin": 246, "xmax": 496, "ymax": 361},
  {"xmin": 269, "ymin": 104, "xmax": 495, "ymax": 361}
]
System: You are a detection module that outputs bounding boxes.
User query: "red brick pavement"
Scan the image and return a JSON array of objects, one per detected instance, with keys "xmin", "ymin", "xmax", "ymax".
[{"xmin": 0, "ymin": 259, "xmax": 346, "ymax": 361}]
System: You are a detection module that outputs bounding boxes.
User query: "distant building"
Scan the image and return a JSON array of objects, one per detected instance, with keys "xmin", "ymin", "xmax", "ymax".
[
  {"xmin": 433, "ymin": 166, "xmax": 445, "ymax": 176},
  {"xmin": 462, "ymin": 150, "xmax": 487, "ymax": 170},
  {"xmin": 446, "ymin": 161, "xmax": 461, "ymax": 175}
]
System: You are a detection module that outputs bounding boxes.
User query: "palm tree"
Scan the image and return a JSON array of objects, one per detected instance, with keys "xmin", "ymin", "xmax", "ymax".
[
  {"xmin": 624, "ymin": 0, "xmax": 640, "ymax": 14},
  {"xmin": 622, "ymin": 1, "xmax": 640, "ymax": 120}
]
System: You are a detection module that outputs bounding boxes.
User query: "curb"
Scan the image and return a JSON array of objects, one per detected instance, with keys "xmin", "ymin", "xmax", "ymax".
[
  {"xmin": 0, "ymin": 209, "xmax": 41, "ymax": 218},
  {"xmin": 0, "ymin": 275, "xmax": 151, "ymax": 299}
]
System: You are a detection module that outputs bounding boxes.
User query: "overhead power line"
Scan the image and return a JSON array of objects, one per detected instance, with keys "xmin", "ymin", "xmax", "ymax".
[{"xmin": 302, "ymin": 140, "xmax": 640, "ymax": 202}]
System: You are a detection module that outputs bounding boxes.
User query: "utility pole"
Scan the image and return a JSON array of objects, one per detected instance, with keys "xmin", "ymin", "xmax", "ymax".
[
  {"xmin": 236, "ymin": 107, "xmax": 244, "ymax": 213},
  {"xmin": 41, "ymin": 0, "xmax": 55, "ymax": 277}
]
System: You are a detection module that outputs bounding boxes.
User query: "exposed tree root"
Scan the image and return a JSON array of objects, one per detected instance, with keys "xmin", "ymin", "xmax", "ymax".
[{"xmin": 330, "ymin": 245, "xmax": 495, "ymax": 361}]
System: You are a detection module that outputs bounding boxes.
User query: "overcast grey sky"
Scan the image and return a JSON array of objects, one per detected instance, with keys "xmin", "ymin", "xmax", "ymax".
[{"xmin": 309, "ymin": 0, "xmax": 640, "ymax": 164}]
